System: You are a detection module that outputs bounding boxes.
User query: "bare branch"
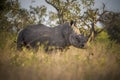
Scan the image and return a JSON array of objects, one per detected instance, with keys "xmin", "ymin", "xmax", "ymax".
[
  {"xmin": 45, "ymin": 0, "xmax": 59, "ymax": 11},
  {"xmin": 102, "ymin": 3, "xmax": 105, "ymax": 11}
]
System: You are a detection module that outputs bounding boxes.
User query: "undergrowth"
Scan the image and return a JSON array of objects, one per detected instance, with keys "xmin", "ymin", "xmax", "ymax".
[{"xmin": 0, "ymin": 31, "xmax": 120, "ymax": 80}]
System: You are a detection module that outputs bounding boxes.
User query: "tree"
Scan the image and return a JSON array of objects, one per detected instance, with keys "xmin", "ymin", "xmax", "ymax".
[
  {"xmin": 0, "ymin": 0, "xmax": 13, "ymax": 31},
  {"xmin": 29, "ymin": 6, "xmax": 47, "ymax": 24},
  {"xmin": 100, "ymin": 12, "xmax": 120, "ymax": 43},
  {"xmin": 45, "ymin": 0, "xmax": 114, "ymax": 43},
  {"xmin": 0, "ymin": 0, "xmax": 47, "ymax": 32},
  {"xmin": 45, "ymin": 0, "xmax": 82, "ymax": 24}
]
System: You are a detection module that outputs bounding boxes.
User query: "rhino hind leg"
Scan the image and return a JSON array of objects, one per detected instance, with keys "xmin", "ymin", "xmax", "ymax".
[{"xmin": 17, "ymin": 42, "xmax": 24, "ymax": 51}]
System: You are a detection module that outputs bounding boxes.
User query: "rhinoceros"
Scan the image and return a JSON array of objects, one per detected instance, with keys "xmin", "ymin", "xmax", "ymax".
[{"xmin": 17, "ymin": 21, "xmax": 88, "ymax": 51}]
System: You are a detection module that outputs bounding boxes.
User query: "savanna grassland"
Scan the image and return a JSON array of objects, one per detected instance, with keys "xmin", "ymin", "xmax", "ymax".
[{"xmin": 0, "ymin": 31, "xmax": 120, "ymax": 80}]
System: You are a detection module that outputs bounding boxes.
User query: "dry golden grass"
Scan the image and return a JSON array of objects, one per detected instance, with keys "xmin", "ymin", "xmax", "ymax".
[{"xmin": 0, "ymin": 32, "xmax": 120, "ymax": 80}]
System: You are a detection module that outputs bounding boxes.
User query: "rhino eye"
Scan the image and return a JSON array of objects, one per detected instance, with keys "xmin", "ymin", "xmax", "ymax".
[{"xmin": 76, "ymin": 37, "xmax": 80, "ymax": 42}]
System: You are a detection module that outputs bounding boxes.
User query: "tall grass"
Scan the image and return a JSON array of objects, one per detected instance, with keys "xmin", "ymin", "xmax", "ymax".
[{"xmin": 0, "ymin": 31, "xmax": 120, "ymax": 80}]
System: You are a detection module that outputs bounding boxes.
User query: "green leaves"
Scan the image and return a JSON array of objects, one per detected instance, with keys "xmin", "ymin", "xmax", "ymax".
[{"xmin": 45, "ymin": 0, "xmax": 83, "ymax": 24}]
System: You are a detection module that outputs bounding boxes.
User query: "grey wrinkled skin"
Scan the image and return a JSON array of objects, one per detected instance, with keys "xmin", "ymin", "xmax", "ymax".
[
  {"xmin": 17, "ymin": 22, "xmax": 87, "ymax": 51},
  {"xmin": 69, "ymin": 33, "xmax": 88, "ymax": 48}
]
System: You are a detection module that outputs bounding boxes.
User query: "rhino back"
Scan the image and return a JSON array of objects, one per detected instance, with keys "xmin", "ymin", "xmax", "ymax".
[{"xmin": 22, "ymin": 24, "xmax": 69, "ymax": 48}]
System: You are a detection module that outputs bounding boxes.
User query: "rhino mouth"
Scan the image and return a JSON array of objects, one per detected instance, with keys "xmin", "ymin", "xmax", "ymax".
[{"xmin": 79, "ymin": 44, "xmax": 85, "ymax": 48}]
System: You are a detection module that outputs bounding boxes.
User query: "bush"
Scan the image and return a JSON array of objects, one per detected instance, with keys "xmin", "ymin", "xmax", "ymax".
[{"xmin": 107, "ymin": 24, "xmax": 120, "ymax": 43}]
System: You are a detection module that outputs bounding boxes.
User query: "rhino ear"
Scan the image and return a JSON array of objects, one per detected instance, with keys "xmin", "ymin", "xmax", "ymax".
[
  {"xmin": 70, "ymin": 20, "xmax": 77, "ymax": 27},
  {"xmin": 70, "ymin": 20, "xmax": 76, "ymax": 26},
  {"xmin": 70, "ymin": 20, "xmax": 80, "ymax": 34}
]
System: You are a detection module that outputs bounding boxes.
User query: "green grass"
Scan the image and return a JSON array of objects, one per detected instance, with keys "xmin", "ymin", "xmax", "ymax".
[{"xmin": 0, "ymin": 31, "xmax": 120, "ymax": 80}]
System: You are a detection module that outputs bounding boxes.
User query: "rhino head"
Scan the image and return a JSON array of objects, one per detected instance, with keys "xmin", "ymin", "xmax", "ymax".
[{"xmin": 69, "ymin": 33, "xmax": 88, "ymax": 48}]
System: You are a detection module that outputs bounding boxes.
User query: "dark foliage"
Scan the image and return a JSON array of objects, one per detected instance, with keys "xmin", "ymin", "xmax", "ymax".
[
  {"xmin": 104, "ymin": 12, "xmax": 120, "ymax": 43},
  {"xmin": 107, "ymin": 24, "xmax": 120, "ymax": 43}
]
